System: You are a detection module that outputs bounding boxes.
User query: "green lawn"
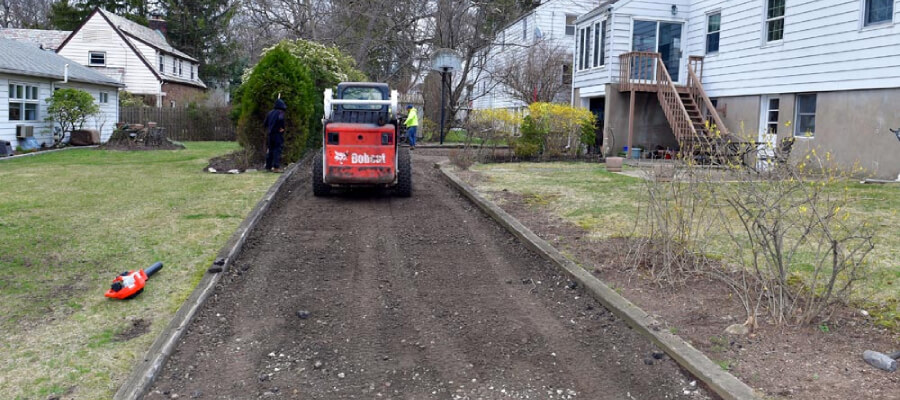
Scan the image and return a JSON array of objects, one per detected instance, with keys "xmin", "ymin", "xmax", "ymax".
[
  {"xmin": 468, "ymin": 162, "xmax": 899, "ymax": 325},
  {"xmin": 0, "ymin": 143, "xmax": 278, "ymax": 399}
]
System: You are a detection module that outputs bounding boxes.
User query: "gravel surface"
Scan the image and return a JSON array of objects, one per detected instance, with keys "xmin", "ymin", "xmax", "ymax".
[{"xmin": 147, "ymin": 155, "xmax": 712, "ymax": 399}]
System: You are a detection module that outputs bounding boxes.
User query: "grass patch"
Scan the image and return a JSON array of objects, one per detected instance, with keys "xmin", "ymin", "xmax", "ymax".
[
  {"xmin": 469, "ymin": 162, "xmax": 900, "ymax": 312},
  {"xmin": 0, "ymin": 142, "xmax": 278, "ymax": 399}
]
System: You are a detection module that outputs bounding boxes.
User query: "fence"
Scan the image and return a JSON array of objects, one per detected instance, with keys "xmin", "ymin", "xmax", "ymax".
[{"xmin": 118, "ymin": 106, "xmax": 236, "ymax": 141}]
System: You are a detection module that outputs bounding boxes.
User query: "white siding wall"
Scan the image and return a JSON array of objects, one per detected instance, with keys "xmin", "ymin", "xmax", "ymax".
[
  {"xmin": 471, "ymin": 0, "xmax": 597, "ymax": 110},
  {"xmin": 574, "ymin": 0, "xmax": 695, "ymax": 100},
  {"xmin": 57, "ymin": 12, "xmax": 160, "ymax": 96},
  {"xmin": 687, "ymin": 0, "xmax": 900, "ymax": 96},
  {"xmin": 0, "ymin": 73, "xmax": 119, "ymax": 145}
]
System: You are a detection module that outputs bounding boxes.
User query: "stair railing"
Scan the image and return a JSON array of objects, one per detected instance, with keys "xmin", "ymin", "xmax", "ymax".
[
  {"xmin": 653, "ymin": 56, "xmax": 697, "ymax": 144},
  {"xmin": 686, "ymin": 58, "xmax": 728, "ymax": 139}
]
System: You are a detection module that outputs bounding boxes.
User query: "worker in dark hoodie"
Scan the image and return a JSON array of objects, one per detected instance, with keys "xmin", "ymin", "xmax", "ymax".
[{"xmin": 264, "ymin": 98, "xmax": 287, "ymax": 172}]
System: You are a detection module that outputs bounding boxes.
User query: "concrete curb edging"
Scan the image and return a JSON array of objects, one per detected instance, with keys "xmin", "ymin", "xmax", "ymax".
[
  {"xmin": 438, "ymin": 163, "xmax": 761, "ymax": 400},
  {"xmin": 114, "ymin": 160, "xmax": 303, "ymax": 400}
]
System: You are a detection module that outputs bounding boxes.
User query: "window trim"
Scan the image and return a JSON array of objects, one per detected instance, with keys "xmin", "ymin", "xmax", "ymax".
[
  {"xmin": 172, "ymin": 58, "xmax": 177, "ymax": 74},
  {"xmin": 88, "ymin": 51, "xmax": 106, "ymax": 66},
  {"xmin": 592, "ymin": 20, "xmax": 607, "ymax": 68},
  {"xmin": 159, "ymin": 55, "xmax": 165, "ymax": 73},
  {"xmin": 565, "ymin": 14, "xmax": 577, "ymax": 36},
  {"xmin": 706, "ymin": 12, "xmax": 721, "ymax": 55},
  {"xmin": 861, "ymin": 0, "xmax": 894, "ymax": 28},
  {"xmin": 577, "ymin": 27, "xmax": 586, "ymax": 71},
  {"xmin": 178, "ymin": 59, "xmax": 183, "ymax": 76},
  {"xmin": 794, "ymin": 93, "xmax": 817, "ymax": 138},
  {"xmin": 99, "ymin": 92, "xmax": 109, "ymax": 104},
  {"xmin": 8, "ymin": 82, "xmax": 40, "ymax": 121},
  {"xmin": 763, "ymin": 0, "xmax": 785, "ymax": 44}
]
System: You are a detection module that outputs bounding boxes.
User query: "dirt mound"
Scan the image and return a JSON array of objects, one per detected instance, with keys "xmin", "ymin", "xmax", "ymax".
[
  {"xmin": 102, "ymin": 123, "xmax": 185, "ymax": 151},
  {"xmin": 205, "ymin": 149, "xmax": 265, "ymax": 173}
]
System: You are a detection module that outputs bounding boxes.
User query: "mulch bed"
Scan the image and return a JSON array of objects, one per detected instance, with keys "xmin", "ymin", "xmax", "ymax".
[{"xmin": 460, "ymin": 171, "xmax": 899, "ymax": 400}]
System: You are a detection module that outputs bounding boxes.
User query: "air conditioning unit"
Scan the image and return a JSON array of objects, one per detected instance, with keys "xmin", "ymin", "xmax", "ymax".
[{"xmin": 15, "ymin": 125, "xmax": 34, "ymax": 139}]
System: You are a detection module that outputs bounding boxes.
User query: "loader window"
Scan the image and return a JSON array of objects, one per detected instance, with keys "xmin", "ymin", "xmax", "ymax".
[{"xmin": 341, "ymin": 87, "xmax": 383, "ymax": 110}]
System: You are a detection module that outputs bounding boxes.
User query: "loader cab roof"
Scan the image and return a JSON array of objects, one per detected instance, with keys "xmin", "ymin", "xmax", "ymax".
[{"xmin": 331, "ymin": 82, "xmax": 392, "ymax": 124}]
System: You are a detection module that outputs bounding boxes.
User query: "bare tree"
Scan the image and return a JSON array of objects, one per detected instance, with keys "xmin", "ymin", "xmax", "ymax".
[
  {"xmin": 491, "ymin": 38, "xmax": 571, "ymax": 105},
  {"xmin": 1, "ymin": 0, "xmax": 53, "ymax": 28}
]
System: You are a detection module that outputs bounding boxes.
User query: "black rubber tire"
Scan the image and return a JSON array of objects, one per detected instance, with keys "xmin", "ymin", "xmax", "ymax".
[
  {"xmin": 312, "ymin": 149, "xmax": 330, "ymax": 197},
  {"xmin": 395, "ymin": 146, "xmax": 412, "ymax": 197}
]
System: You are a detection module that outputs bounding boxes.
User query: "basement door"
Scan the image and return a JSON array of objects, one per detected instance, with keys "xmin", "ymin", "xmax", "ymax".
[{"xmin": 758, "ymin": 95, "xmax": 779, "ymax": 165}]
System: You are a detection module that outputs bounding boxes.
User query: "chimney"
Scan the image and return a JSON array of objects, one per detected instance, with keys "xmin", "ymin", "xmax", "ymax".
[{"xmin": 148, "ymin": 16, "xmax": 167, "ymax": 36}]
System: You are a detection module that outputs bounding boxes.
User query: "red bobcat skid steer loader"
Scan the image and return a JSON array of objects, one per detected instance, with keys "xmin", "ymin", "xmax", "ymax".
[{"xmin": 313, "ymin": 82, "xmax": 411, "ymax": 197}]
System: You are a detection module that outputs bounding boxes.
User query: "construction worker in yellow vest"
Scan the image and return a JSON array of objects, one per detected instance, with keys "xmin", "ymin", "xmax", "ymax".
[{"xmin": 405, "ymin": 105, "xmax": 418, "ymax": 149}]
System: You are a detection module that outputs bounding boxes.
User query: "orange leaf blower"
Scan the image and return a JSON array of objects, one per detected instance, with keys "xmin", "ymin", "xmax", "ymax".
[{"xmin": 105, "ymin": 262, "xmax": 163, "ymax": 300}]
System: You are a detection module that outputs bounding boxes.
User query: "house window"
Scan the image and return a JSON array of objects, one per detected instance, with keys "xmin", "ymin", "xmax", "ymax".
[
  {"xmin": 865, "ymin": 0, "xmax": 893, "ymax": 26},
  {"xmin": 577, "ymin": 28, "xmax": 586, "ymax": 70},
  {"xmin": 99, "ymin": 92, "xmax": 109, "ymax": 104},
  {"xmin": 523, "ymin": 17, "xmax": 528, "ymax": 40},
  {"xmin": 765, "ymin": 0, "xmax": 785, "ymax": 42},
  {"xmin": 565, "ymin": 15, "xmax": 577, "ymax": 35},
  {"xmin": 179, "ymin": 60, "xmax": 183, "ymax": 76},
  {"xmin": 584, "ymin": 25, "xmax": 592, "ymax": 69},
  {"xmin": 794, "ymin": 94, "xmax": 816, "ymax": 137},
  {"xmin": 191, "ymin": 65, "xmax": 195, "ymax": 80},
  {"xmin": 707, "ymin": 13, "xmax": 721, "ymax": 54},
  {"xmin": 172, "ymin": 58, "xmax": 177, "ymax": 74},
  {"xmin": 89, "ymin": 51, "xmax": 106, "ymax": 66},
  {"xmin": 593, "ymin": 20, "xmax": 606, "ymax": 67},
  {"xmin": 8, "ymin": 83, "xmax": 39, "ymax": 121},
  {"xmin": 159, "ymin": 55, "xmax": 164, "ymax": 72}
]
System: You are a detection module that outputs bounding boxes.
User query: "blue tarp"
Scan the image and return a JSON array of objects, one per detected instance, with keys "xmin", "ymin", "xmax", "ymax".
[{"xmin": 19, "ymin": 137, "xmax": 41, "ymax": 151}]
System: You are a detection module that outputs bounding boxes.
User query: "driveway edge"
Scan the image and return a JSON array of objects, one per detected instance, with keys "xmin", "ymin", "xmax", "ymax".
[
  {"xmin": 438, "ymin": 163, "xmax": 761, "ymax": 400},
  {"xmin": 114, "ymin": 160, "xmax": 304, "ymax": 400}
]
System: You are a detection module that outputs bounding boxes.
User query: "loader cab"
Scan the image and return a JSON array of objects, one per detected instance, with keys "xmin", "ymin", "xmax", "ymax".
[
  {"xmin": 315, "ymin": 82, "xmax": 410, "ymax": 197},
  {"xmin": 331, "ymin": 83, "xmax": 394, "ymax": 125}
]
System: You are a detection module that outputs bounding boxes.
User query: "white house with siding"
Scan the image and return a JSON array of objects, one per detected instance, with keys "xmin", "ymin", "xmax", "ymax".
[
  {"xmin": 572, "ymin": 0, "xmax": 900, "ymax": 179},
  {"xmin": 469, "ymin": 0, "xmax": 599, "ymax": 110},
  {"xmin": 0, "ymin": 38, "xmax": 122, "ymax": 147},
  {"xmin": 56, "ymin": 8, "xmax": 206, "ymax": 108}
]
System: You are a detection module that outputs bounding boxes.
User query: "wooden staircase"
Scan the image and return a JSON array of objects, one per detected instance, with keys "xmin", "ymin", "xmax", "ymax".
[{"xmin": 619, "ymin": 53, "xmax": 744, "ymax": 162}]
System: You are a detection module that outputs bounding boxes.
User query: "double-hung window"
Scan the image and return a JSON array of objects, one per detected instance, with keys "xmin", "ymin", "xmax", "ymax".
[
  {"xmin": 178, "ymin": 60, "xmax": 183, "ymax": 76},
  {"xmin": 592, "ymin": 20, "xmax": 606, "ymax": 67},
  {"xmin": 565, "ymin": 15, "xmax": 577, "ymax": 35},
  {"xmin": 172, "ymin": 58, "xmax": 177, "ymax": 74},
  {"xmin": 191, "ymin": 65, "xmax": 195, "ymax": 80},
  {"xmin": 9, "ymin": 84, "xmax": 39, "ymax": 121},
  {"xmin": 707, "ymin": 13, "xmax": 721, "ymax": 54},
  {"xmin": 794, "ymin": 94, "xmax": 817, "ymax": 137},
  {"xmin": 864, "ymin": 0, "xmax": 893, "ymax": 26},
  {"xmin": 99, "ymin": 92, "xmax": 109, "ymax": 104},
  {"xmin": 89, "ymin": 51, "xmax": 106, "ymax": 66},
  {"xmin": 765, "ymin": 0, "xmax": 785, "ymax": 42},
  {"xmin": 159, "ymin": 55, "xmax": 165, "ymax": 72}
]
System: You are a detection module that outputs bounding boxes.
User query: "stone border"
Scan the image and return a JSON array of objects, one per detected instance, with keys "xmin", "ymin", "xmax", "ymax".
[
  {"xmin": 0, "ymin": 145, "xmax": 98, "ymax": 161},
  {"xmin": 438, "ymin": 163, "xmax": 761, "ymax": 400},
  {"xmin": 113, "ymin": 161, "xmax": 303, "ymax": 400}
]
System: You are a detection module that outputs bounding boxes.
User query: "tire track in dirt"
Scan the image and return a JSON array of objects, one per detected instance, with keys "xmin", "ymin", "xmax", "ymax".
[{"xmin": 146, "ymin": 156, "xmax": 712, "ymax": 399}]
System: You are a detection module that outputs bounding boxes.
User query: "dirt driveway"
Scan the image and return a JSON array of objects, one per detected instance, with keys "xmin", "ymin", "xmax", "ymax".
[{"xmin": 147, "ymin": 155, "xmax": 712, "ymax": 399}]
